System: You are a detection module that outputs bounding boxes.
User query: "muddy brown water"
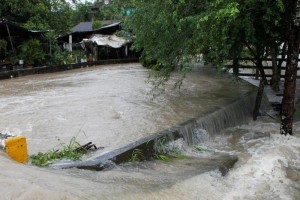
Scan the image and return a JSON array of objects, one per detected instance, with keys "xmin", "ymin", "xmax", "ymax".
[
  {"xmin": 1, "ymin": 63, "xmax": 298, "ymax": 200},
  {"xmin": 0, "ymin": 63, "xmax": 253, "ymax": 155}
]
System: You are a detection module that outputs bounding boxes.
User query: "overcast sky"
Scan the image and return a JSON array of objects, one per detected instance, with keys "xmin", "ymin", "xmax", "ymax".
[{"xmin": 66, "ymin": 0, "xmax": 95, "ymax": 4}]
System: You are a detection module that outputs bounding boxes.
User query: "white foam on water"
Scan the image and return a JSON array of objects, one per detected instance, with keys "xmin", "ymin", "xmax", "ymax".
[
  {"xmin": 0, "ymin": 120, "xmax": 299, "ymax": 200},
  {"xmin": 0, "ymin": 64, "xmax": 299, "ymax": 199},
  {"xmin": 221, "ymin": 135, "xmax": 300, "ymax": 199},
  {"xmin": 109, "ymin": 121, "xmax": 300, "ymax": 200},
  {"xmin": 176, "ymin": 121, "xmax": 300, "ymax": 200},
  {"xmin": 118, "ymin": 121, "xmax": 298, "ymax": 200}
]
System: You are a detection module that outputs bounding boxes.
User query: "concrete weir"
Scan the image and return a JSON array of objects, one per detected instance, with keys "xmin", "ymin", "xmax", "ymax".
[{"xmin": 52, "ymin": 90, "xmax": 268, "ymax": 172}]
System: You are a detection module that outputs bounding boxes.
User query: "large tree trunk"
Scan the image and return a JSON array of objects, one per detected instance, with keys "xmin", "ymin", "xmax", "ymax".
[
  {"xmin": 280, "ymin": 0, "xmax": 300, "ymax": 135},
  {"xmin": 271, "ymin": 45, "xmax": 280, "ymax": 92}
]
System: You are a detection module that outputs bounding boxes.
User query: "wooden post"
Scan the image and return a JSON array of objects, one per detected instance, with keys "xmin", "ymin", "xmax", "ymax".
[
  {"xmin": 5, "ymin": 23, "xmax": 15, "ymax": 54},
  {"xmin": 69, "ymin": 34, "xmax": 72, "ymax": 52}
]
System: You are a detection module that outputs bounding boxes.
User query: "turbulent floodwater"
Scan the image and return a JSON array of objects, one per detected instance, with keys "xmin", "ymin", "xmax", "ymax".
[
  {"xmin": 0, "ymin": 118, "xmax": 299, "ymax": 200},
  {"xmin": 0, "ymin": 63, "xmax": 253, "ymax": 155},
  {"xmin": 0, "ymin": 63, "xmax": 299, "ymax": 199}
]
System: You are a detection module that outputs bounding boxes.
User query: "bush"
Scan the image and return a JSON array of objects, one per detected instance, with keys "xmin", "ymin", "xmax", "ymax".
[{"xmin": 17, "ymin": 39, "xmax": 45, "ymax": 66}]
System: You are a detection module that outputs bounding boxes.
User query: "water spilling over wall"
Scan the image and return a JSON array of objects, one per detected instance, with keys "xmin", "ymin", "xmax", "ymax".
[
  {"xmin": 54, "ymin": 89, "xmax": 270, "ymax": 169},
  {"xmin": 1, "ymin": 63, "xmax": 298, "ymax": 200},
  {"xmin": 0, "ymin": 64, "xmax": 257, "ymax": 157},
  {"xmin": 178, "ymin": 91, "xmax": 270, "ymax": 145}
]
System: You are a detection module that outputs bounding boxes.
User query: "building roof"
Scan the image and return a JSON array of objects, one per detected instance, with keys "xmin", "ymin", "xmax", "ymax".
[
  {"xmin": 71, "ymin": 20, "xmax": 121, "ymax": 33},
  {"xmin": 58, "ymin": 21, "xmax": 122, "ymax": 44},
  {"xmin": 72, "ymin": 22, "xmax": 93, "ymax": 32},
  {"xmin": 94, "ymin": 21, "xmax": 120, "ymax": 31},
  {"xmin": 82, "ymin": 34, "xmax": 128, "ymax": 48}
]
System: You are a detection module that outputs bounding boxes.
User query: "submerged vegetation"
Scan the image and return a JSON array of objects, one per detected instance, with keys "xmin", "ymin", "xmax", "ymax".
[
  {"xmin": 154, "ymin": 137, "xmax": 177, "ymax": 162},
  {"xmin": 154, "ymin": 137, "xmax": 187, "ymax": 161},
  {"xmin": 128, "ymin": 149, "xmax": 143, "ymax": 163},
  {"xmin": 30, "ymin": 137, "xmax": 87, "ymax": 167},
  {"xmin": 128, "ymin": 137, "xmax": 187, "ymax": 164}
]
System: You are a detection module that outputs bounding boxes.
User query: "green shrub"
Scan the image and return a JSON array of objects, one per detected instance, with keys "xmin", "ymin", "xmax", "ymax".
[
  {"xmin": 30, "ymin": 137, "xmax": 86, "ymax": 167},
  {"xmin": 17, "ymin": 39, "xmax": 45, "ymax": 65}
]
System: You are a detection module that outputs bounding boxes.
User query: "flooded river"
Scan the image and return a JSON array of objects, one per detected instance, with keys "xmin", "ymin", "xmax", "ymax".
[
  {"xmin": 0, "ymin": 63, "xmax": 252, "ymax": 154},
  {"xmin": 0, "ymin": 63, "xmax": 299, "ymax": 199}
]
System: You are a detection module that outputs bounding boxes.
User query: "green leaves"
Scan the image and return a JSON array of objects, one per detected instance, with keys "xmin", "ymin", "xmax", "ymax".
[
  {"xmin": 92, "ymin": 20, "xmax": 102, "ymax": 30},
  {"xmin": 0, "ymin": 0, "xmax": 75, "ymax": 34},
  {"xmin": 128, "ymin": 149, "xmax": 143, "ymax": 163},
  {"xmin": 17, "ymin": 39, "xmax": 45, "ymax": 65},
  {"xmin": 30, "ymin": 137, "xmax": 86, "ymax": 167},
  {"xmin": 125, "ymin": 0, "xmax": 202, "ymax": 88},
  {"xmin": 117, "ymin": 0, "xmax": 291, "ymax": 87}
]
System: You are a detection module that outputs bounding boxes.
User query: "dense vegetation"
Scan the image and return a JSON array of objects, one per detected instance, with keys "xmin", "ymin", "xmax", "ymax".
[
  {"xmin": 123, "ymin": 0, "xmax": 288, "ymax": 82},
  {"xmin": 0, "ymin": 0, "xmax": 124, "ymax": 34},
  {"xmin": 0, "ymin": 0, "xmax": 125, "ymax": 65},
  {"xmin": 121, "ymin": 0, "xmax": 299, "ymax": 135}
]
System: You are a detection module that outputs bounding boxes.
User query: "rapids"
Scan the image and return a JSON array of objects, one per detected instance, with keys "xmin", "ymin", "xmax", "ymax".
[
  {"xmin": 0, "ymin": 119, "xmax": 299, "ymax": 200},
  {"xmin": 0, "ymin": 63, "xmax": 299, "ymax": 199},
  {"xmin": 0, "ymin": 63, "xmax": 253, "ymax": 155}
]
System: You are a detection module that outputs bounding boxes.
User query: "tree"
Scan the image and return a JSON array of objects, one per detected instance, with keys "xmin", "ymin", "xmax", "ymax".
[
  {"xmin": 194, "ymin": 0, "xmax": 288, "ymax": 85},
  {"xmin": 93, "ymin": 20, "xmax": 102, "ymax": 29},
  {"xmin": 71, "ymin": 2, "xmax": 93, "ymax": 23},
  {"xmin": 0, "ymin": 0, "xmax": 75, "ymax": 34},
  {"xmin": 280, "ymin": 0, "xmax": 300, "ymax": 135},
  {"xmin": 125, "ymin": 0, "xmax": 208, "ymax": 87},
  {"xmin": 125, "ymin": 0, "xmax": 298, "ymax": 134},
  {"xmin": 97, "ymin": 1, "xmax": 123, "ymax": 21},
  {"xmin": 125, "ymin": 0, "xmax": 287, "ymax": 78}
]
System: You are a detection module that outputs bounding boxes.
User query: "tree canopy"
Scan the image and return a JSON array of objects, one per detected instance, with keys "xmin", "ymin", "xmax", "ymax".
[
  {"xmin": 0, "ymin": 0, "xmax": 127, "ymax": 34},
  {"xmin": 124, "ymin": 0, "xmax": 290, "ymax": 73},
  {"xmin": 124, "ymin": 0, "xmax": 299, "ymax": 135},
  {"xmin": 0, "ymin": 0, "xmax": 76, "ymax": 34}
]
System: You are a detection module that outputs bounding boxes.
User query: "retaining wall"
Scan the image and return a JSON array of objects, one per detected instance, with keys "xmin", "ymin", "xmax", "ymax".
[{"xmin": 0, "ymin": 58, "xmax": 138, "ymax": 80}]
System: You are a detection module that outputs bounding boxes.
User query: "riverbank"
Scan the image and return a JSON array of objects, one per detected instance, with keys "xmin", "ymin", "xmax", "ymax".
[
  {"xmin": 0, "ymin": 58, "xmax": 138, "ymax": 80},
  {"xmin": 241, "ymin": 76, "xmax": 300, "ymax": 121}
]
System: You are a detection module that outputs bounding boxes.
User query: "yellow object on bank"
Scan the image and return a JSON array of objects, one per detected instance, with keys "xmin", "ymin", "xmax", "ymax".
[{"xmin": 5, "ymin": 136, "xmax": 28, "ymax": 163}]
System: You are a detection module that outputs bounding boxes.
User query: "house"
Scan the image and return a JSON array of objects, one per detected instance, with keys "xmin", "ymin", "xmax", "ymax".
[
  {"xmin": 57, "ymin": 20, "xmax": 137, "ymax": 61},
  {"xmin": 0, "ymin": 19, "xmax": 32, "ymax": 60},
  {"xmin": 57, "ymin": 20, "xmax": 121, "ymax": 49}
]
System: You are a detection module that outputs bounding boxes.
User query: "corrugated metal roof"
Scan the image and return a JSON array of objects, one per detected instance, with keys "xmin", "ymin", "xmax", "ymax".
[
  {"xmin": 72, "ymin": 22, "xmax": 93, "ymax": 32},
  {"xmin": 71, "ymin": 20, "xmax": 121, "ymax": 33},
  {"xmin": 82, "ymin": 34, "xmax": 128, "ymax": 48},
  {"xmin": 94, "ymin": 22, "xmax": 121, "ymax": 31}
]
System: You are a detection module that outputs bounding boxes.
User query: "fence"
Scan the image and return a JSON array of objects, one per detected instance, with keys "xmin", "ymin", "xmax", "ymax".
[{"xmin": 226, "ymin": 58, "xmax": 300, "ymax": 79}]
